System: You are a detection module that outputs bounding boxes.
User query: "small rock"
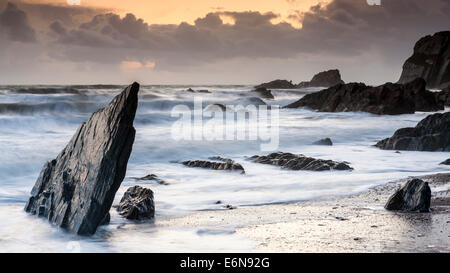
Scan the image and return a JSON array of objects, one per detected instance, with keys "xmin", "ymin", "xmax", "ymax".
[
  {"xmin": 117, "ymin": 186, "xmax": 155, "ymax": 220},
  {"xmin": 440, "ymin": 159, "xmax": 450, "ymax": 165},
  {"xmin": 182, "ymin": 157, "xmax": 245, "ymax": 174},
  {"xmin": 224, "ymin": 204, "xmax": 236, "ymax": 210},
  {"xmin": 133, "ymin": 174, "xmax": 169, "ymax": 185},
  {"xmin": 385, "ymin": 178, "xmax": 431, "ymax": 212},
  {"xmin": 312, "ymin": 138, "xmax": 333, "ymax": 146}
]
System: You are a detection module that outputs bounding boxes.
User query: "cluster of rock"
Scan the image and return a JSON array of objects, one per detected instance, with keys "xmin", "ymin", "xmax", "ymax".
[
  {"xmin": 284, "ymin": 78, "xmax": 443, "ymax": 115},
  {"xmin": 117, "ymin": 185, "xmax": 155, "ymax": 220},
  {"xmin": 255, "ymin": 69, "xmax": 344, "ymax": 89},
  {"xmin": 375, "ymin": 112, "xmax": 450, "ymax": 151},
  {"xmin": 24, "ymin": 83, "xmax": 140, "ymax": 235},
  {"xmin": 385, "ymin": 178, "xmax": 431, "ymax": 212},
  {"xmin": 398, "ymin": 31, "xmax": 450, "ymax": 89},
  {"xmin": 182, "ymin": 157, "xmax": 245, "ymax": 174},
  {"xmin": 249, "ymin": 152, "xmax": 352, "ymax": 171}
]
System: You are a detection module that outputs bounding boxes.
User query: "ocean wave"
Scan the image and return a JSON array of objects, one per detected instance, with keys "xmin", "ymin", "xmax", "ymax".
[{"xmin": 0, "ymin": 102, "xmax": 99, "ymax": 115}]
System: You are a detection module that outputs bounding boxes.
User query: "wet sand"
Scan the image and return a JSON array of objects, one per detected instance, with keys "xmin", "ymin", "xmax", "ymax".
[{"xmin": 157, "ymin": 173, "xmax": 450, "ymax": 253}]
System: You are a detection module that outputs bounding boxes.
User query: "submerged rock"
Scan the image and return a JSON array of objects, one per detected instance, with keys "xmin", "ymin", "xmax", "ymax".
[
  {"xmin": 312, "ymin": 138, "xmax": 333, "ymax": 146},
  {"xmin": 385, "ymin": 179, "xmax": 431, "ymax": 212},
  {"xmin": 24, "ymin": 83, "xmax": 139, "ymax": 235},
  {"xmin": 297, "ymin": 69, "xmax": 344, "ymax": 88},
  {"xmin": 249, "ymin": 152, "xmax": 352, "ymax": 171},
  {"xmin": 117, "ymin": 186, "xmax": 155, "ymax": 220},
  {"xmin": 284, "ymin": 78, "xmax": 443, "ymax": 115},
  {"xmin": 133, "ymin": 174, "xmax": 169, "ymax": 185},
  {"xmin": 375, "ymin": 112, "xmax": 450, "ymax": 151},
  {"xmin": 439, "ymin": 159, "xmax": 450, "ymax": 165},
  {"xmin": 255, "ymin": 79, "xmax": 295, "ymax": 89},
  {"xmin": 186, "ymin": 88, "xmax": 210, "ymax": 93},
  {"xmin": 398, "ymin": 31, "xmax": 450, "ymax": 89},
  {"xmin": 182, "ymin": 157, "xmax": 245, "ymax": 174},
  {"xmin": 251, "ymin": 87, "xmax": 274, "ymax": 99}
]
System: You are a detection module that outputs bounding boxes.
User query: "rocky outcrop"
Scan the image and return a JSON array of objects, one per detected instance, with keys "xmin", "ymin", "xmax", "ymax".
[
  {"xmin": 24, "ymin": 83, "xmax": 139, "ymax": 235},
  {"xmin": 385, "ymin": 179, "xmax": 431, "ymax": 212},
  {"xmin": 284, "ymin": 78, "xmax": 443, "ymax": 115},
  {"xmin": 182, "ymin": 157, "xmax": 245, "ymax": 174},
  {"xmin": 312, "ymin": 138, "xmax": 333, "ymax": 146},
  {"xmin": 251, "ymin": 87, "xmax": 274, "ymax": 99},
  {"xmin": 117, "ymin": 186, "xmax": 155, "ymax": 220},
  {"xmin": 255, "ymin": 80, "xmax": 295, "ymax": 89},
  {"xmin": 440, "ymin": 159, "xmax": 450, "ymax": 165},
  {"xmin": 249, "ymin": 152, "xmax": 352, "ymax": 171},
  {"xmin": 297, "ymin": 69, "xmax": 345, "ymax": 88},
  {"xmin": 233, "ymin": 97, "xmax": 267, "ymax": 107},
  {"xmin": 398, "ymin": 31, "xmax": 450, "ymax": 89},
  {"xmin": 375, "ymin": 112, "xmax": 450, "ymax": 151}
]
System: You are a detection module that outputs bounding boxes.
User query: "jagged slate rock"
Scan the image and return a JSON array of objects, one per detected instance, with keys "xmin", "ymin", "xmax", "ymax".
[
  {"xmin": 117, "ymin": 186, "xmax": 155, "ymax": 220},
  {"xmin": 249, "ymin": 152, "xmax": 352, "ymax": 171},
  {"xmin": 385, "ymin": 178, "xmax": 431, "ymax": 212},
  {"xmin": 24, "ymin": 83, "xmax": 140, "ymax": 235},
  {"xmin": 398, "ymin": 31, "xmax": 450, "ymax": 89},
  {"xmin": 284, "ymin": 78, "xmax": 443, "ymax": 115},
  {"xmin": 255, "ymin": 79, "xmax": 295, "ymax": 89},
  {"xmin": 182, "ymin": 158, "xmax": 245, "ymax": 174},
  {"xmin": 251, "ymin": 87, "xmax": 274, "ymax": 99},
  {"xmin": 297, "ymin": 69, "xmax": 345, "ymax": 88},
  {"xmin": 312, "ymin": 138, "xmax": 333, "ymax": 146},
  {"xmin": 439, "ymin": 159, "xmax": 450, "ymax": 165},
  {"xmin": 375, "ymin": 112, "xmax": 450, "ymax": 151},
  {"xmin": 132, "ymin": 174, "xmax": 169, "ymax": 185}
]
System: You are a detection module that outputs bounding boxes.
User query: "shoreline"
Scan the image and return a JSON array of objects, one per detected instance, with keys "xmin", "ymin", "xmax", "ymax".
[{"xmin": 156, "ymin": 173, "xmax": 450, "ymax": 253}]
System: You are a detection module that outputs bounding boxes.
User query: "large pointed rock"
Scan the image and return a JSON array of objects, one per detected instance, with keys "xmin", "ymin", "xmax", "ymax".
[
  {"xmin": 24, "ymin": 83, "xmax": 140, "ymax": 235},
  {"xmin": 385, "ymin": 179, "xmax": 431, "ymax": 212}
]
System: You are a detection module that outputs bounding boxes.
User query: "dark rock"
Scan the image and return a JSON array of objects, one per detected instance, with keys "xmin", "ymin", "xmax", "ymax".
[
  {"xmin": 99, "ymin": 213, "xmax": 110, "ymax": 226},
  {"xmin": 186, "ymin": 88, "xmax": 210, "ymax": 93},
  {"xmin": 255, "ymin": 79, "xmax": 295, "ymax": 89},
  {"xmin": 297, "ymin": 69, "xmax": 345, "ymax": 88},
  {"xmin": 385, "ymin": 178, "xmax": 431, "ymax": 212},
  {"xmin": 398, "ymin": 31, "xmax": 450, "ymax": 89},
  {"xmin": 435, "ymin": 87, "xmax": 450, "ymax": 106},
  {"xmin": 204, "ymin": 103, "xmax": 227, "ymax": 112},
  {"xmin": 375, "ymin": 112, "xmax": 450, "ymax": 151},
  {"xmin": 117, "ymin": 186, "xmax": 155, "ymax": 220},
  {"xmin": 249, "ymin": 152, "xmax": 352, "ymax": 171},
  {"xmin": 285, "ymin": 78, "xmax": 443, "ymax": 115},
  {"xmin": 24, "ymin": 83, "xmax": 139, "ymax": 235},
  {"xmin": 234, "ymin": 97, "xmax": 267, "ymax": 107},
  {"xmin": 133, "ymin": 174, "xmax": 169, "ymax": 185},
  {"xmin": 251, "ymin": 87, "xmax": 274, "ymax": 99},
  {"xmin": 312, "ymin": 138, "xmax": 333, "ymax": 146},
  {"xmin": 440, "ymin": 159, "xmax": 450, "ymax": 165},
  {"xmin": 224, "ymin": 204, "xmax": 236, "ymax": 210},
  {"xmin": 182, "ymin": 157, "xmax": 245, "ymax": 174}
]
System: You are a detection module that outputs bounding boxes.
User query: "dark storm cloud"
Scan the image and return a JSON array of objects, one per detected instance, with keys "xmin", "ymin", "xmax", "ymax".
[{"xmin": 0, "ymin": 2, "xmax": 35, "ymax": 42}]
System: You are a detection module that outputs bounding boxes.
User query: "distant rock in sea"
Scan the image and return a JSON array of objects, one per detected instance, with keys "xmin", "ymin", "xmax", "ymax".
[
  {"xmin": 398, "ymin": 31, "xmax": 450, "ymax": 89},
  {"xmin": 250, "ymin": 87, "xmax": 274, "ymax": 99},
  {"xmin": 255, "ymin": 79, "xmax": 296, "ymax": 89},
  {"xmin": 182, "ymin": 157, "xmax": 245, "ymax": 174},
  {"xmin": 249, "ymin": 152, "xmax": 352, "ymax": 171},
  {"xmin": 375, "ymin": 112, "xmax": 450, "ymax": 151},
  {"xmin": 385, "ymin": 178, "xmax": 431, "ymax": 212},
  {"xmin": 24, "ymin": 83, "xmax": 139, "ymax": 235},
  {"xmin": 117, "ymin": 186, "xmax": 155, "ymax": 220},
  {"xmin": 186, "ymin": 88, "xmax": 211, "ymax": 93},
  {"xmin": 297, "ymin": 69, "xmax": 345, "ymax": 88},
  {"xmin": 284, "ymin": 78, "xmax": 443, "ymax": 115},
  {"xmin": 440, "ymin": 159, "xmax": 450, "ymax": 165},
  {"xmin": 254, "ymin": 69, "xmax": 345, "ymax": 89},
  {"xmin": 312, "ymin": 138, "xmax": 333, "ymax": 146}
]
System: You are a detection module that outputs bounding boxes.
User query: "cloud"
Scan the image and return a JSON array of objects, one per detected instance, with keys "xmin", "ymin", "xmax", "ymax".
[
  {"xmin": 0, "ymin": 0, "xmax": 450, "ymax": 84},
  {"xmin": 0, "ymin": 2, "xmax": 36, "ymax": 42}
]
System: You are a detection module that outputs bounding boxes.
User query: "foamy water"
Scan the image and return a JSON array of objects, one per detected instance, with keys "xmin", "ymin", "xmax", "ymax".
[{"xmin": 0, "ymin": 85, "xmax": 448, "ymax": 252}]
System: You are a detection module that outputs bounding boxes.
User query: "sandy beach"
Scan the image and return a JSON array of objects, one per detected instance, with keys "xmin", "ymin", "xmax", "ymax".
[{"xmin": 158, "ymin": 173, "xmax": 450, "ymax": 253}]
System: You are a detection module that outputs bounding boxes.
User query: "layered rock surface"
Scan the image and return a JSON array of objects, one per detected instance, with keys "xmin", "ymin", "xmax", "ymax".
[
  {"xmin": 398, "ymin": 31, "xmax": 450, "ymax": 89},
  {"xmin": 249, "ymin": 152, "xmax": 352, "ymax": 171},
  {"xmin": 375, "ymin": 112, "xmax": 450, "ymax": 151},
  {"xmin": 284, "ymin": 78, "xmax": 443, "ymax": 115},
  {"xmin": 182, "ymin": 157, "xmax": 245, "ymax": 174},
  {"xmin": 24, "ymin": 83, "xmax": 139, "ymax": 235}
]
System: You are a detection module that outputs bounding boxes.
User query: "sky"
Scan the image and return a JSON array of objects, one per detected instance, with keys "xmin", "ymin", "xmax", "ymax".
[{"xmin": 0, "ymin": 0, "xmax": 449, "ymax": 85}]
